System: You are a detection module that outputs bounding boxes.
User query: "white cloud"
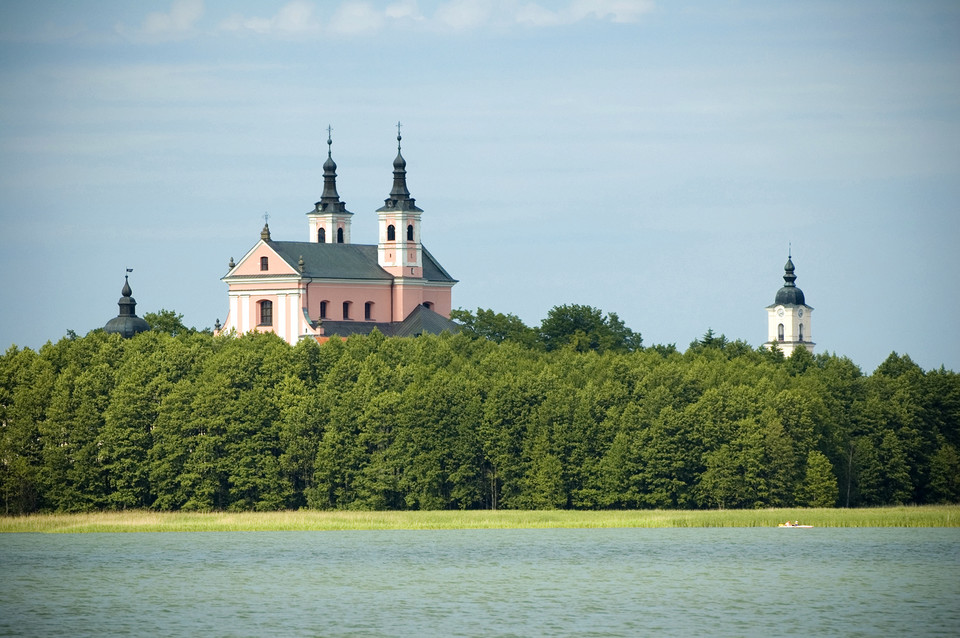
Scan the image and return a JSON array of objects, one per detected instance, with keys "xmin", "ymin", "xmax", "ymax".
[
  {"xmin": 117, "ymin": 0, "xmax": 204, "ymax": 42},
  {"xmin": 385, "ymin": 0, "xmax": 423, "ymax": 20},
  {"xmin": 219, "ymin": 0, "xmax": 322, "ymax": 37},
  {"xmin": 515, "ymin": 4, "xmax": 562, "ymax": 27},
  {"xmin": 517, "ymin": 0, "xmax": 654, "ymax": 27},
  {"xmin": 329, "ymin": 2, "xmax": 386, "ymax": 35},
  {"xmin": 434, "ymin": 0, "xmax": 497, "ymax": 31},
  {"xmin": 212, "ymin": 0, "xmax": 652, "ymax": 39},
  {"xmin": 569, "ymin": 0, "xmax": 654, "ymax": 23}
]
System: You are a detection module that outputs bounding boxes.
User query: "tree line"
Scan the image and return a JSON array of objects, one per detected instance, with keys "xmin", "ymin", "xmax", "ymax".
[{"xmin": 1, "ymin": 306, "xmax": 958, "ymax": 514}]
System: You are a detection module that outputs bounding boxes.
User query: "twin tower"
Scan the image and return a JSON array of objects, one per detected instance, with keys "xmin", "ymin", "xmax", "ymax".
[
  {"xmin": 307, "ymin": 125, "xmax": 425, "ymax": 278},
  {"xmin": 217, "ymin": 125, "xmax": 457, "ymax": 345}
]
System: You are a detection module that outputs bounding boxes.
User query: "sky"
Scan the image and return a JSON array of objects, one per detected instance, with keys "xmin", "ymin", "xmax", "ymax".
[{"xmin": 1, "ymin": 0, "xmax": 958, "ymax": 373}]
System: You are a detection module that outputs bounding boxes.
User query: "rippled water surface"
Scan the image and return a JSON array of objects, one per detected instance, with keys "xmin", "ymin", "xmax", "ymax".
[{"xmin": 1, "ymin": 527, "xmax": 958, "ymax": 637}]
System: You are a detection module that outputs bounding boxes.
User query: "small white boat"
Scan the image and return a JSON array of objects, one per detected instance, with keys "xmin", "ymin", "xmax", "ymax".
[{"xmin": 778, "ymin": 522, "xmax": 813, "ymax": 528}]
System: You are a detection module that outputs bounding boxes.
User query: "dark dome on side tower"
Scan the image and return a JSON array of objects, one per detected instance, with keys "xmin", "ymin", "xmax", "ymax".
[
  {"xmin": 104, "ymin": 275, "xmax": 151, "ymax": 338},
  {"xmin": 774, "ymin": 255, "xmax": 806, "ymax": 306}
]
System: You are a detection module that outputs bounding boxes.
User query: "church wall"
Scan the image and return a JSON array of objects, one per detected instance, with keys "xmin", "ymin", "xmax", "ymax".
[
  {"xmin": 231, "ymin": 244, "xmax": 297, "ymax": 277},
  {"xmin": 766, "ymin": 304, "xmax": 814, "ymax": 356},
  {"xmin": 305, "ymin": 280, "xmax": 394, "ymax": 322},
  {"xmin": 392, "ymin": 280, "xmax": 453, "ymax": 322},
  {"xmin": 308, "ymin": 216, "xmax": 352, "ymax": 244},
  {"xmin": 423, "ymin": 285, "xmax": 453, "ymax": 318},
  {"xmin": 220, "ymin": 278, "xmax": 307, "ymax": 342}
]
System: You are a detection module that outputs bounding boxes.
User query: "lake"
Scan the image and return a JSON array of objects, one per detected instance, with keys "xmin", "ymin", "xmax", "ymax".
[{"xmin": 1, "ymin": 527, "xmax": 958, "ymax": 637}]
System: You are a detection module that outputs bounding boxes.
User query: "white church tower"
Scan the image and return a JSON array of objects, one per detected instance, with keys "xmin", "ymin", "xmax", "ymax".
[{"xmin": 765, "ymin": 253, "xmax": 814, "ymax": 356}]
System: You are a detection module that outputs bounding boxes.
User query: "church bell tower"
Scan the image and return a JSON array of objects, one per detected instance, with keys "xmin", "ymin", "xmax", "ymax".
[
  {"xmin": 765, "ymin": 253, "xmax": 815, "ymax": 356},
  {"xmin": 377, "ymin": 123, "xmax": 423, "ymax": 278}
]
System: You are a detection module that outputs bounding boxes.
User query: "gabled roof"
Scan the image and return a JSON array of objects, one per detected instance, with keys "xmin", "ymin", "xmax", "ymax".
[
  {"xmin": 391, "ymin": 303, "xmax": 461, "ymax": 336},
  {"xmin": 269, "ymin": 242, "xmax": 393, "ymax": 280},
  {"xmin": 264, "ymin": 241, "xmax": 457, "ymax": 283},
  {"xmin": 421, "ymin": 247, "xmax": 457, "ymax": 283}
]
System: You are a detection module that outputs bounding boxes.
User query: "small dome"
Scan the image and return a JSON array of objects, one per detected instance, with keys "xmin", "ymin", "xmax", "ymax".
[
  {"xmin": 773, "ymin": 254, "xmax": 806, "ymax": 306},
  {"xmin": 104, "ymin": 276, "xmax": 151, "ymax": 338},
  {"xmin": 775, "ymin": 285, "xmax": 806, "ymax": 306},
  {"xmin": 104, "ymin": 314, "xmax": 151, "ymax": 338}
]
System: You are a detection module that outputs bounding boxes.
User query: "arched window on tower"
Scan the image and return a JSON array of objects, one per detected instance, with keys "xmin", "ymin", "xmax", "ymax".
[
  {"xmin": 364, "ymin": 302, "xmax": 373, "ymax": 321},
  {"xmin": 337, "ymin": 228, "xmax": 344, "ymax": 243},
  {"xmin": 259, "ymin": 300, "xmax": 273, "ymax": 326},
  {"xmin": 342, "ymin": 301, "xmax": 351, "ymax": 320},
  {"xmin": 407, "ymin": 224, "xmax": 414, "ymax": 241},
  {"xmin": 387, "ymin": 225, "xmax": 396, "ymax": 241},
  {"xmin": 799, "ymin": 324, "xmax": 804, "ymax": 342},
  {"xmin": 319, "ymin": 300, "xmax": 328, "ymax": 319},
  {"xmin": 318, "ymin": 227, "xmax": 325, "ymax": 243},
  {"xmin": 422, "ymin": 301, "xmax": 433, "ymax": 310},
  {"xmin": 260, "ymin": 256, "xmax": 269, "ymax": 271},
  {"xmin": 778, "ymin": 323, "xmax": 785, "ymax": 342}
]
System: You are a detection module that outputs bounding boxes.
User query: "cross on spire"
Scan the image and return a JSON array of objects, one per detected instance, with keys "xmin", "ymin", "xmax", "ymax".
[
  {"xmin": 396, "ymin": 121, "xmax": 402, "ymax": 151},
  {"xmin": 263, "ymin": 212, "xmax": 270, "ymax": 224}
]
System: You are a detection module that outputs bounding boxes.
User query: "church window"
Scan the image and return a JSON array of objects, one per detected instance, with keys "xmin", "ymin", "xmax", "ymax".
[
  {"xmin": 319, "ymin": 301, "xmax": 327, "ymax": 319},
  {"xmin": 407, "ymin": 224, "xmax": 414, "ymax": 240},
  {"xmin": 365, "ymin": 302, "xmax": 373, "ymax": 320},
  {"xmin": 259, "ymin": 300, "xmax": 273, "ymax": 326},
  {"xmin": 778, "ymin": 323, "xmax": 784, "ymax": 341},
  {"xmin": 318, "ymin": 227, "xmax": 325, "ymax": 243},
  {"xmin": 799, "ymin": 324, "xmax": 804, "ymax": 342},
  {"xmin": 342, "ymin": 301, "xmax": 351, "ymax": 320},
  {"xmin": 337, "ymin": 228, "xmax": 344, "ymax": 243},
  {"xmin": 387, "ymin": 225, "xmax": 396, "ymax": 241},
  {"xmin": 260, "ymin": 256, "xmax": 268, "ymax": 271},
  {"xmin": 422, "ymin": 301, "xmax": 433, "ymax": 310}
]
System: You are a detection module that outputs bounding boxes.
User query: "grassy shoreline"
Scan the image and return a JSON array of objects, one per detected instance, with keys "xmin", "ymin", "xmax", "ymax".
[{"xmin": 2, "ymin": 505, "xmax": 958, "ymax": 533}]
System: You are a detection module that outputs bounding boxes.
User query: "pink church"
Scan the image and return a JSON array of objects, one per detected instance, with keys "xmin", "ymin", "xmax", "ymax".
[{"xmin": 216, "ymin": 128, "xmax": 458, "ymax": 345}]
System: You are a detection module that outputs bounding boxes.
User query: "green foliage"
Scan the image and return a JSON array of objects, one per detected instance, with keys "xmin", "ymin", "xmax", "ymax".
[
  {"xmin": 798, "ymin": 450, "xmax": 839, "ymax": 507},
  {"xmin": 451, "ymin": 307, "xmax": 539, "ymax": 348},
  {"xmin": 1, "ymin": 312, "xmax": 958, "ymax": 513},
  {"xmin": 143, "ymin": 309, "xmax": 191, "ymax": 336},
  {"xmin": 539, "ymin": 304, "xmax": 642, "ymax": 353}
]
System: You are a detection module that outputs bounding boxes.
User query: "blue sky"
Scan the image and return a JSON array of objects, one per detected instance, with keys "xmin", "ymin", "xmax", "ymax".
[{"xmin": 1, "ymin": 0, "xmax": 958, "ymax": 372}]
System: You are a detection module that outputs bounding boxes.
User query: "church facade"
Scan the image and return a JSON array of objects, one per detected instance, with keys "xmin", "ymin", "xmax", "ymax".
[
  {"xmin": 217, "ymin": 129, "xmax": 458, "ymax": 345},
  {"xmin": 764, "ymin": 254, "xmax": 814, "ymax": 356}
]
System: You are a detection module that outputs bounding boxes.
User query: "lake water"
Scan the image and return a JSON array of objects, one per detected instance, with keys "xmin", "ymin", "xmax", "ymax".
[{"xmin": 1, "ymin": 527, "xmax": 958, "ymax": 637}]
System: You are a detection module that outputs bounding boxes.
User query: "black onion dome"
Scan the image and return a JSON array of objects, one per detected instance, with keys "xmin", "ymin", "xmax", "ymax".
[
  {"xmin": 378, "ymin": 124, "xmax": 421, "ymax": 212},
  {"xmin": 313, "ymin": 128, "xmax": 351, "ymax": 214},
  {"xmin": 104, "ymin": 276, "xmax": 151, "ymax": 338},
  {"xmin": 774, "ymin": 256, "xmax": 806, "ymax": 305},
  {"xmin": 389, "ymin": 132, "xmax": 411, "ymax": 200}
]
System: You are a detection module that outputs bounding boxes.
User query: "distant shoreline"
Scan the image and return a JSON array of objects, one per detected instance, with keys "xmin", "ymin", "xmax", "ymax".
[{"xmin": 2, "ymin": 505, "xmax": 957, "ymax": 533}]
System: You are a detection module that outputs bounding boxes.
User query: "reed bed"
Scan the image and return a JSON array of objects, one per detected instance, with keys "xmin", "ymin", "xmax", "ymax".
[{"xmin": 1, "ymin": 505, "xmax": 958, "ymax": 533}]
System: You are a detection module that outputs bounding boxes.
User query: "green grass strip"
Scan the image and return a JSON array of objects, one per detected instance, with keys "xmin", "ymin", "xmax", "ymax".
[{"xmin": 2, "ymin": 505, "xmax": 958, "ymax": 533}]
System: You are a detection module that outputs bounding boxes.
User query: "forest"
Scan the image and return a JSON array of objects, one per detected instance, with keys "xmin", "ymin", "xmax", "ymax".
[{"xmin": 1, "ymin": 305, "xmax": 958, "ymax": 514}]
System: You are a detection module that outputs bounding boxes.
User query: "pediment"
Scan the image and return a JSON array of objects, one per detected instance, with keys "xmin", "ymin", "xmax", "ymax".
[{"xmin": 226, "ymin": 241, "xmax": 299, "ymax": 277}]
